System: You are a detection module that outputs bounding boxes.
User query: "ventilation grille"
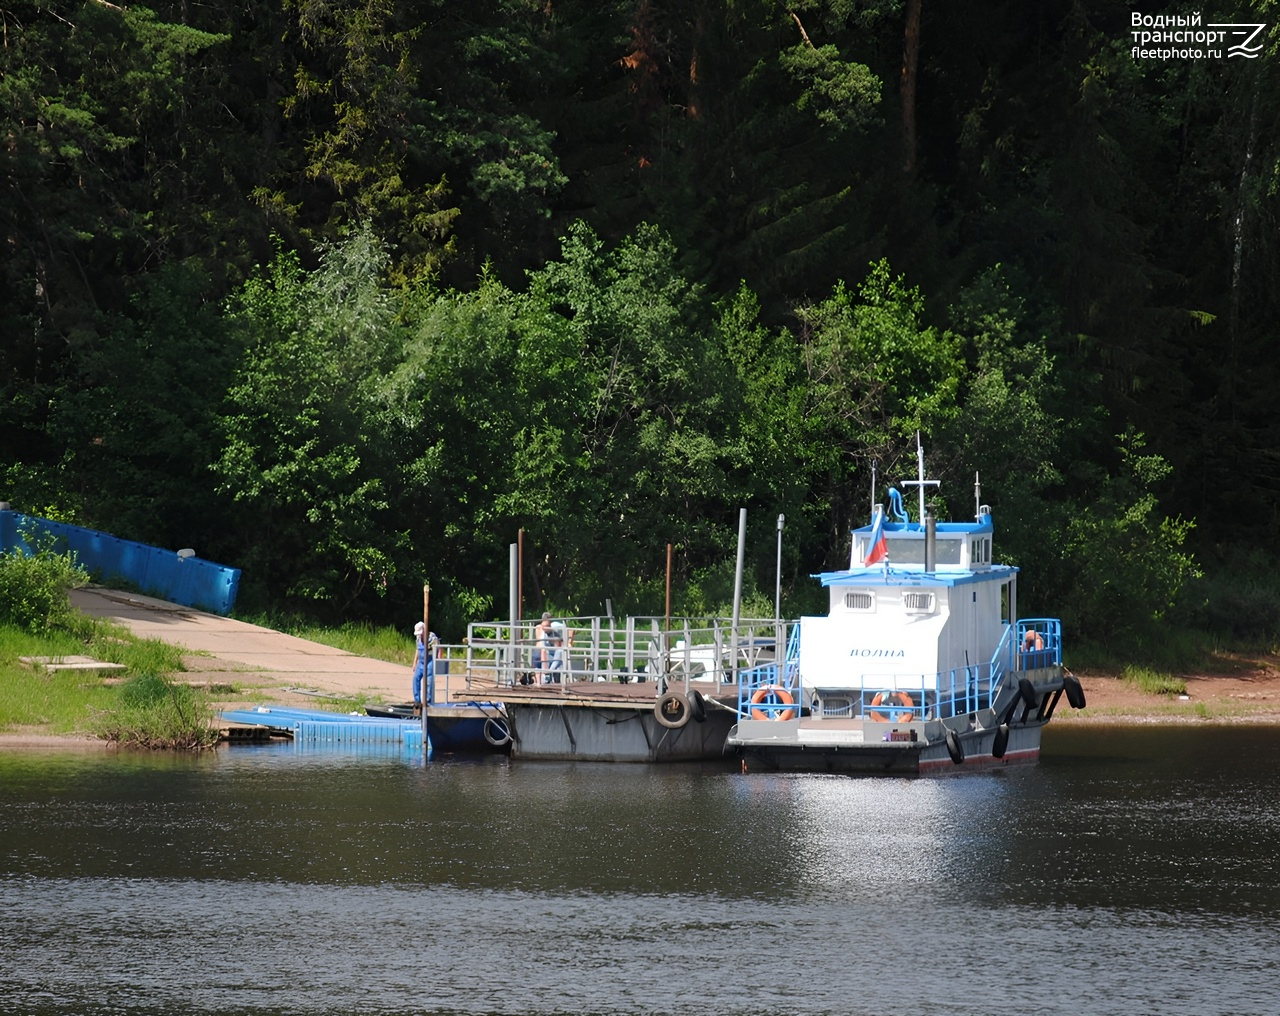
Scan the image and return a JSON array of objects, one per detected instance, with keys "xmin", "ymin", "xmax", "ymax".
[
  {"xmin": 844, "ymin": 591, "xmax": 874, "ymax": 610},
  {"xmin": 903, "ymin": 592, "xmax": 935, "ymax": 612}
]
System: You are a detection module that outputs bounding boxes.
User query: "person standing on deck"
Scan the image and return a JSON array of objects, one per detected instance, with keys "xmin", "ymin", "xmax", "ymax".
[
  {"xmin": 534, "ymin": 612, "xmax": 554, "ymax": 672},
  {"xmin": 412, "ymin": 622, "xmax": 437, "ymax": 706},
  {"xmin": 545, "ymin": 619, "xmax": 571, "ymax": 683}
]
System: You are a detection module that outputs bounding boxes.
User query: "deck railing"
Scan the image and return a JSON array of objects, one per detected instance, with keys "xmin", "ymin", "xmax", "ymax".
[
  {"xmin": 447, "ymin": 616, "xmax": 788, "ymax": 693},
  {"xmin": 1015, "ymin": 618, "xmax": 1063, "ymax": 671},
  {"xmin": 734, "ymin": 624, "xmax": 801, "ymax": 718},
  {"xmin": 731, "ymin": 617, "xmax": 1063, "ymax": 722}
]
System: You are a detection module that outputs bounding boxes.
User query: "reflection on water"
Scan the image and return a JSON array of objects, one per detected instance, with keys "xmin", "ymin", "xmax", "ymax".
[{"xmin": 3, "ymin": 726, "xmax": 1280, "ymax": 1015}]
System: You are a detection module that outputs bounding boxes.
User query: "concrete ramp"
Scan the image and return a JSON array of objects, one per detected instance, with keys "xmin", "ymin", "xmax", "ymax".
[{"xmin": 70, "ymin": 587, "xmax": 410, "ymax": 702}]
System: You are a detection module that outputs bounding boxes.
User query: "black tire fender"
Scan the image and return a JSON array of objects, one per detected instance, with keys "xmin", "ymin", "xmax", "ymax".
[
  {"xmin": 483, "ymin": 717, "xmax": 512, "ymax": 748},
  {"xmin": 991, "ymin": 723, "xmax": 1010, "ymax": 759},
  {"xmin": 1018, "ymin": 677, "xmax": 1038, "ymax": 710},
  {"xmin": 946, "ymin": 728, "xmax": 965, "ymax": 765},
  {"xmin": 1063, "ymin": 673, "xmax": 1087, "ymax": 710},
  {"xmin": 655, "ymin": 691, "xmax": 691, "ymax": 729},
  {"xmin": 688, "ymin": 688, "xmax": 707, "ymax": 723},
  {"xmin": 1001, "ymin": 695, "xmax": 1021, "ymax": 726}
]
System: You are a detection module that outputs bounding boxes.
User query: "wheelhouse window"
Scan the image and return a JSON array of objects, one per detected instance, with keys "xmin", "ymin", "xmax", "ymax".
[{"xmin": 882, "ymin": 538, "xmax": 962, "ymax": 565}]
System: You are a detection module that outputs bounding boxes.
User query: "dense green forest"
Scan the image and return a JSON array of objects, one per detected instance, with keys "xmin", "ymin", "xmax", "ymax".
[{"xmin": 3, "ymin": 0, "xmax": 1277, "ymax": 649}]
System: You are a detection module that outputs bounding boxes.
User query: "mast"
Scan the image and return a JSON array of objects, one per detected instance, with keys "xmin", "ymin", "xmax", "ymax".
[{"xmin": 900, "ymin": 431, "xmax": 939, "ymax": 526}]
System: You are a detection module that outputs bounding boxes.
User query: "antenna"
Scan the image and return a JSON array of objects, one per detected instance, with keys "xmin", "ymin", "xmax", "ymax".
[
  {"xmin": 870, "ymin": 459, "xmax": 878, "ymax": 520},
  {"xmin": 900, "ymin": 431, "xmax": 939, "ymax": 525},
  {"xmin": 974, "ymin": 471, "xmax": 981, "ymax": 521}
]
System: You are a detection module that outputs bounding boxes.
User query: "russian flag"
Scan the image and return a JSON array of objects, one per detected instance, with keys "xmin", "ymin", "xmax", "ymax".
[{"xmin": 863, "ymin": 508, "xmax": 888, "ymax": 566}]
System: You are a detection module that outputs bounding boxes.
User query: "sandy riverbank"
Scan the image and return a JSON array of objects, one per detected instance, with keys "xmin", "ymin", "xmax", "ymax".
[
  {"xmin": 7, "ymin": 661, "xmax": 1280, "ymax": 751},
  {"xmin": 1054, "ymin": 659, "xmax": 1280, "ymax": 725}
]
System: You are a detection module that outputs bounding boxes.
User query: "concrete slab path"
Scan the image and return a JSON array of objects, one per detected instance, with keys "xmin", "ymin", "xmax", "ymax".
[{"xmin": 69, "ymin": 587, "xmax": 413, "ymax": 704}]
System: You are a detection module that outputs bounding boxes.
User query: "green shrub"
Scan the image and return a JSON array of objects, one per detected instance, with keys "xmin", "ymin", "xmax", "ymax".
[
  {"xmin": 89, "ymin": 674, "xmax": 219, "ymax": 750},
  {"xmin": 119, "ymin": 672, "xmax": 173, "ymax": 708},
  {"xmin": 0, "ymin": 547, "xmax": 89, "ymax": 634}
]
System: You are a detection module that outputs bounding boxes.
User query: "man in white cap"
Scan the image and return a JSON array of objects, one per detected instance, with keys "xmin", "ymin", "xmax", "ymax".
[{"xmin": 411, "ymin": 621, "xmax": 432, "ymax": 707}]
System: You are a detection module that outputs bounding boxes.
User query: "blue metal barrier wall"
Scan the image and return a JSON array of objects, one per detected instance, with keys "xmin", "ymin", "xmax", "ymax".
[{"xmin": 0, "ymin": 510, "xmax": 240, "ymax": 615}]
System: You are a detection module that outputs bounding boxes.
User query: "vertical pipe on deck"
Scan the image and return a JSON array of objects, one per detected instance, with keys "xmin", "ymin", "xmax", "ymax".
[
  {"xmin": 509, "ymin": 543, "xmax": 518, "ymax": 683},
  {"xmin": 665, "ymin": 543, "xmax": 672, "ymax": 633},
  {"xmin": 730, "ymin": 508, "xmax": 746, "ymax": 683},
  {"xmin": 775, "ymin": 514, "xmax": 785, "ymax": 621},
  {"xmin": 423, "ymin": 583, "xmax": 432, "ymax": 702},
  {"xmin": 924, "ymin": 514, "xmax": 936, "ymax": 573},
  {"xmin": 681, "ymin": 618, "xmax": 692, "ymax": 692}
]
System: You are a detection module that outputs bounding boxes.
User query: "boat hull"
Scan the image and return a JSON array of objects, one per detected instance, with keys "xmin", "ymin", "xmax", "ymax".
[
  {"xmin": 736, "ymin": 720, "xmax": 1044, "ymax": 774},
  {"xmin": 428, "ymin": 713, "xmax": 507, "ymax": 753},
  {"xmin": 506, "ymin": 701, "xmax": 735, "ymax": 763},
  {"xmin": 728, "ymin": 665, "xmax": 1071, "ymax": 775},
  {"xmin": 365, "ymin": 704, "xmax": 510, "ymax": 753}
]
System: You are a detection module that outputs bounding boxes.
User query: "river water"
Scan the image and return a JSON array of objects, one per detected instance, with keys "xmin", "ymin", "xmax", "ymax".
[{"xmin": 2, "ymin": 725, "xmax": 1279, "ymax": 1016}]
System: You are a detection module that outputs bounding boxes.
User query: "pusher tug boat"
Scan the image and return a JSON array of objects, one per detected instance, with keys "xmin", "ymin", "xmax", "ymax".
[{"xmin": 726, "ymin": 440, "xmax": 1085, "ymax": 773}]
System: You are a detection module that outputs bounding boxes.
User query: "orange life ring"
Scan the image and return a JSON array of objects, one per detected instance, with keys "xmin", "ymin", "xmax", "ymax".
[
  {"xmin": 868, "ymin": 691, "xmax": 915, "ymax": 723},
  {"xmin": 750, "ymin": 685, "xmax": 796, "ymax": 721}
]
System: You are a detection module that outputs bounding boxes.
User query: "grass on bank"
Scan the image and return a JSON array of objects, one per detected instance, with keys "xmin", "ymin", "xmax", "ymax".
[
  {"xmin": 237, "ymin": 612, "xmax": 415, "ymax": 666},
  {"xmin": 1, "ymin": 544, "xmax": 224, "ymax": 748},
  {"xmin": 86, "ymin": 671, "xmax": 220, "ymax": 750},
  {"xmin": 0, "ymin": 620, "xmax": 220, "ymax": 748},
  {"xmin": 1121, "ymin": 665, "xmax": 1188, "ymax": 696}
]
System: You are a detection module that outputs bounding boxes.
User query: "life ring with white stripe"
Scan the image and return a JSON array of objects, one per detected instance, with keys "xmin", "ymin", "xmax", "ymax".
[
  {"xmin": 868, "ymin": 691, "xmax": 915, "ymax": 723},
  {"xmin": 750, "ymin": 685, "xmax": 796, "ymax": 721}
]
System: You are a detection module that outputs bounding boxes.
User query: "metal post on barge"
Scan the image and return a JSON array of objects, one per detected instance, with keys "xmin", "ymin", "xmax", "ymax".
[
  {"xmin": 730, "ymin": 508, "xmax": 746, "ymax": 685},
  {"xmin": 775, "ymin": 514, "xmax": 784, "ymax": 620},
  {"xmin": 508, "ymin": 543, "xmax": 519, "ymax": 686}
]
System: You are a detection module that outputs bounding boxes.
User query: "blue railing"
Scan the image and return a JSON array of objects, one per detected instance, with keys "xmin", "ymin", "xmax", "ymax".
[
  {"xmin": 984, "ymin": 623, "xmax": 1015, "ymax": 708},
  {"xmin": 734, "ymin": 624, "xmax": 801, "ymax": 718},
  {"xmin": 0, "ymin": 510, "xmax": 241, "ymax": 615},
  {"xmin": 1015, "ymin": 618, "xmax": 1062, "ymax": 670},
  {"xmin": 734, "ymin": 617, "xmax": 1063, "ymax": 723}
]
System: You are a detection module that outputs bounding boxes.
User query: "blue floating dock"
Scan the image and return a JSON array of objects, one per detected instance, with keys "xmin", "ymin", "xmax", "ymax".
[{"xmin": 221, "ymin": 706, "xmax": 425, "ymax": 752}]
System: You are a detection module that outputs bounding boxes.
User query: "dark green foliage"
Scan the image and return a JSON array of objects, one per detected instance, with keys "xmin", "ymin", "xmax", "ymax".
[
  {"xmin": 42, "ymin": 263, "xmax": 239, "ymax": 547},
  {"xmin": 6, "ymin": 0, "xmax": 1278, "ymax": 654}
]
